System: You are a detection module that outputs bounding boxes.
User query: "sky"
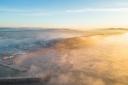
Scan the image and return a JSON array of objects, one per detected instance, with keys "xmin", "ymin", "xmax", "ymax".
[{"xmin": 1, "ymin": 0, "xmax": 128, "ymax": 29}]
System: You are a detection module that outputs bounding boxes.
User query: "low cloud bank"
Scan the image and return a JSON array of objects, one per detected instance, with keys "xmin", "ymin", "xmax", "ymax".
[{"xmin": 15, "ymin": 33, "xmax": 128, "ymax": 85}]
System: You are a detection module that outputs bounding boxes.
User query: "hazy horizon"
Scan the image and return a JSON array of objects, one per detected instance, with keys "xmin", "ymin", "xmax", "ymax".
[{"xmin": 1, "ymin": 0, "xmax": 128, "ymax": 29}]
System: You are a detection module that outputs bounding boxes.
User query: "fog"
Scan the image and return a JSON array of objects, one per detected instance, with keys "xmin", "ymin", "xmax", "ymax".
[
  {"xmin": 0, "ymin": 29, "xmax": 83, "ymax": 54},
  {"xmin": 14, "ymin": 32, "xmax": 128, "ymax": 85}
]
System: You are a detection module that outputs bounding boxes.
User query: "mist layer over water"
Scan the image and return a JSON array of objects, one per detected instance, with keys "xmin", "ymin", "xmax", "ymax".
[
  {"xmin": 0, "ymin": 29, "xmax": 83, "ymax": 54},
  {"xmin": 15, "ymin": 32, "xmax": 128, "ymax": 85}
]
